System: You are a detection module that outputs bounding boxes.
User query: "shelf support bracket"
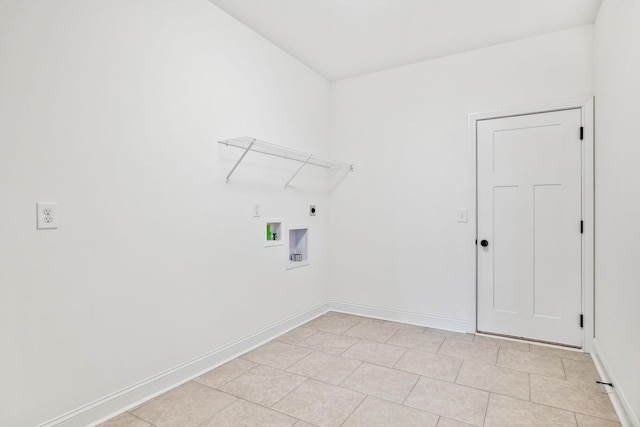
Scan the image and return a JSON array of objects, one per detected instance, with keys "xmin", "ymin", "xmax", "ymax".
[
  {"xmin": 285, "ymin": 154, "xmax": 313, "ymax": 188},
  {"xmin": 225, "ymin": 138, "xmax": 256, "ymax": 182}
]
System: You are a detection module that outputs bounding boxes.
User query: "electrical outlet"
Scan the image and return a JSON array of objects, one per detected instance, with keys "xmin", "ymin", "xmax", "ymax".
[
  {"xmin": 37, "ymin": 202, "xmax": 58, "ymax": 229},
  {"xmin": 310, "ymin": 205, "xmax": 316, "ymax": 216},
  {"xmin": 253, "ymin": 202, "xmax": 261, "ymax": 217}
]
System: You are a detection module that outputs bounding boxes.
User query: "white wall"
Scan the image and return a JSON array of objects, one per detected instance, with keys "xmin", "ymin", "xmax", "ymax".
[
  {"xmin": 329, "ymin": 26, "xmax": 594, "ymax": 331},
  {"xmin": 0, "ymin": 1, "xmax": 332, "ymax": 426},
  {"xmin": 594, "ymin": 0, "xmax": 640, "ymax": 424}
]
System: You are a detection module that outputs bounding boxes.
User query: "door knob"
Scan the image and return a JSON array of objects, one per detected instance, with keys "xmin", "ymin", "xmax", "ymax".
[{"xmin": 480, "ymin": 240, "xmax": 489, "ymax": 247}]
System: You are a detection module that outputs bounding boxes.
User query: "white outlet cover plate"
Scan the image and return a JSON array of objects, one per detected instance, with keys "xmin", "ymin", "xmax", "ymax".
[{"xmin": 37, "ymin": 202, "xmax": 58, "ymax": 229}]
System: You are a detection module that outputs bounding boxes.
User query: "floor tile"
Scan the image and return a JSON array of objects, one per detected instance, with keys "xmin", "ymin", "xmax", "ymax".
[
  {"xmin": 496, "ymin": 348, "xmax": 565, "ymax": 378},
  {"xmin": 405, "ymin": 377, "xmax": 489, "ymax": 426},
  {"xmin": 293, "ymin": 421, "xmax": 318, "ymax": 427},
  {"xmin": 342, "ymin": 321, "xmax": 397, "ymax": 342},
  {"xmin": 386, "ymin": 330, "xmax": 445, "ymax": 353},
  {"xmin": 342, "ymin": 395, "xmax": 438, "ymax": 427},
  {"xmin": 529, "ymin": 344, "xmax": 592, "ymax": 362},
  {"xmin": 530, "ymin": 374, "xmax": 618, "ymax": 421},
  {"xmin": 438, "ymin": 337, "xmax": 499, "ymax": 365},
  {"xmin": 194, "ymin": 358, "xmax": 257, "ymax": 389},
  {"xmin": 201, "ymin": 399, "xmax": 297, "ymax": 426},
  {"xmin": 423, "ymin": 327, "xmax": 475, "ymax": 342},
  {"xmin": 220, "ymin": 364, "xmax": 306, "ymax": 407},
  {"xmin": 484, "ymin": 393, "xmax": 576, "ymax": 427},
  {"xmin": 131, "ymin": 381, "xmax": 236, "ymax": 427},
  {"xmin": 303, "ymin": 313, "xmax": 359, "ymax": 334},
  {"xmin": 394, "ymin": 349, "xmax": 462, "ymax": 382},
  {"xmin": 241, "ymin": 341, "xmax": 313, "ymax": 370},
  {"xmin": 340, "ymin": 363, "xmax": 419, "ymax": 403},
  {"xmin": 287, "ymin": 351, "xmax": 361, "ymax": 385},
  {"xmin": 563, "ymin": 358, "xmax": 601, "ymax": 385},
  {"xmin": 455, "ymin": 361, "xmax": 530, "ymax": 401},
  {"xmin": 472, "ymin": 335, "xmax": 530, "ymax": 352},
  {"xmin": 341, "ymin": 339, "xmax": 406, "ymax": 367},
  {"xmin": 275, "ymin": 327, "xmax": 317, "ymax": 345},
  {"xmin": 297, "ymin": 331, "xmax": 359, "ymax": 355},
  {"xmin": 436, "ymin": 418, "xmax": 476, "ymax": 427},
  {"xmin": 98, "ymin": 412, "xmax": 151, "ymax": 427},
  {"xmin": 272, "ymin": 379, "xmax": 365, "ymax": 427},
  {"xmin": 575, "ymin": 413, "xmax": 622, "ymax": 427},
  {"xmin": 380, "ymin": 320, "xmax": 426, "ymax": 333}
]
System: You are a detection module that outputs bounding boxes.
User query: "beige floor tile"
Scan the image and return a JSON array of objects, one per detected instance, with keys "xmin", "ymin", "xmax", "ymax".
[
  {"xmin": 380, "ymin": 320, "xmax": 426, "ymax": 333},
  {"xmin": 438, "ymin": 337, "xmax": 499, "ymax": 365},
  {"xmin": 394, "ymin": 349, "xmax": 462, "ymax": 382},
  {"xmin": 220, "ymin": 364, "xmax": 306, "ymax": 407},
  {"xmin": 472, "ymin": 335, "xmax": 530, "ymax": 352},
  {"xmin": 297, "ymin": 331, "xmax": 359, "ymax": 355},
  {"xmin": 275, "ymin": 327, "xmax": 317, "ymax": 345},
  {"xmin": 340, "ymin": 363, "xmax": 419, "ymax": 403},
  {"xmin": 304, "ymin": 313, "xmax": 359, "ymax": 334},
  {"xmin": 530, "ymin": 374, "xmax": 618, "ymax": 421},
  {"xmin": 341, "ymin": 339, "xmax": 407, "ymax": 367},
  {"xmin": 455, "ymin": 361, "xmax": 530, "ymax": 401},
  {"xmin": 98, "ymin": 412, "xmax": 151, "ymax": 427},
  {"xmin": 423, "ymin": 327, "xmax": 475, "ymax": 342},
  {"xmin": 436, "ymin": 418, "xmax": 476, "ymax": 427},
  {"xmin": 404, "ymin": 377, "xmax": 489, "ymax": 426},
  {"xmin": 194, "ymin": 358, "xmax": 257, "ymax": 389},
  {"xmin": 529, "ymin": 344, "xmax": 592, "ymax": 362},
  {"xmin": 575, "ymin": 413, "xmax": 622, "ymax": 427},
  {"xmin": 496, "ymin": 348, "xmax": 565, "ymax": 378},
  {"xmin": 242, "ymin": 341, "xmax": 313, "ymax": 370},
  {"xmin": 131, "ymin": 381, "xmax": 236, "ymax": 427},
  {"xmin": 351, "ymin": 316, "xmax": 384, "ymax": 326},
  {"xmin": 386, "ymin": 330, "xmax": 445, "ymax": 353},
  {"xmin": 563, "ymin": 358, "xmax": 601, "ymax": 384},
  {"xmin": 272, "ymin": 379, "xmax": 365, "ymax": 427},
  {"xmin": 485, "ymin": 393, "xmax": 576, "ymax": 426},
  {"xmin": 201, "ymin": 399, "xmax": 297, "ymax": 427},
  {"xmin": 293, "ymin": 421, "xmax": 318, "ymax": 427},
  {"xmin": 342, "ymin": 321, "xmax": 397, "ymax": 342},
  {"xmin": 342, "ymin": 395, "xmax": 438, "ymax": 427},
  {"xmin": 287, "ymin": 351, "xmax": 361, "ymax": 385}
]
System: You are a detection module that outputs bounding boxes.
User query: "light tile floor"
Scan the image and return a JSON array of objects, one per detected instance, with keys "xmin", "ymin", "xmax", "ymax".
[{"xmin": 100, "ymin": 312, "xmax": 620, "ymax": 427}]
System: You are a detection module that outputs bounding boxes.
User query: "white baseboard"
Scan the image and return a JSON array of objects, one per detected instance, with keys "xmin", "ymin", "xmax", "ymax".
[
  {"xmin": 329, "ymin": 301, "xmax": 472, "ymax": 333},
  {"xmin": 38, "ymin": 302, "xmax": 331, "ymax": 427},
  {"xmin": 592, "ymin": 338, "xmax": 639, "ymax": 427}
]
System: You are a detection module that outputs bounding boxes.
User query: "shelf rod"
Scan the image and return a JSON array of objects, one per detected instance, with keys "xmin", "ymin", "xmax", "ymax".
[
  {"xmin": 225, "ymin": 138, "xmax": 256, "ymax": 182},
  {"xmin": 285, "ymin": 154, "xmax": 313, "ymax": 189}
]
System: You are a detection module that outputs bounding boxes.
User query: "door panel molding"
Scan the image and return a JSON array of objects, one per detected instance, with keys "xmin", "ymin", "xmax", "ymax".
[{"xmin": 467, "ymin": 97, "xmax": 594, "ymax": 351}]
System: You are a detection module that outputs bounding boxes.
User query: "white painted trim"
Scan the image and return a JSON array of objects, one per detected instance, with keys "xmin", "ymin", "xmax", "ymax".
[
  {"xmin": 38, "ymin": 302, "xmax": 331, "ymax": 427},
  {"xmin": 467, "ymin": 97, "xmax": 595, "ymax": 350},
  {"xmin": 592, "ymin": 339, "xmax": 639, "ymax": 427},
  {"xmin": 329, "ymin": 301, "xmax": 472, "ymax": 333}
]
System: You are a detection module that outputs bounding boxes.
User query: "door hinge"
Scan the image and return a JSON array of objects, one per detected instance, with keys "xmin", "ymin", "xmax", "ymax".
[
  {"xmin": 580, "ymin": 314, "xmax": 584, "ymax": 328},
  {"xmin": 580, "ymin": 220, "xmax": 584, "ymax": 234},
  {"xmin": 580, "ymin": 126, "xmax": 584, "ymax": 140}
]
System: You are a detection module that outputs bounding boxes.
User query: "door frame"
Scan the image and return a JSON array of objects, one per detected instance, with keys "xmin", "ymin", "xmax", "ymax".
[{"xmin": 467, "ymin": 97, "xmax": 594, "ymax": 351}]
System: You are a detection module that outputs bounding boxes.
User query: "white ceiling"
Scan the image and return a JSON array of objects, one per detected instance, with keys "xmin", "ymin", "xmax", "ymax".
[{"xmin": 208, "ymin": 0, "xmax": 602, "ymax": 81}]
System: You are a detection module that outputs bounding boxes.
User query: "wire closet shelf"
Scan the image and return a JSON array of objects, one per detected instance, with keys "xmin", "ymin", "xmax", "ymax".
[{"xmin": 218, "ymin": 136, "xmax": 353, "ymax": 188}]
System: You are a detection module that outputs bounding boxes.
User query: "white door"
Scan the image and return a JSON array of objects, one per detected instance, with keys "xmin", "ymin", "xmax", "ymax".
[{"xmin": 477, "ymin": 109, "xmax": 583, "ymax": 347}]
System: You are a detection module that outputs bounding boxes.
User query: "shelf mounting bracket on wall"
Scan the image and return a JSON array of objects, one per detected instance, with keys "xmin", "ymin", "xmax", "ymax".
[
  {"xmin": 285, "ymin": 154, "xmax": 313, "ymax": 188},
  {"xmin": 219, "ymin": 136, "xmax": 353, "ymax": 188},
  {"xmin": 225, "ymin": 138, "xmax": 256, "ymax": 183}
]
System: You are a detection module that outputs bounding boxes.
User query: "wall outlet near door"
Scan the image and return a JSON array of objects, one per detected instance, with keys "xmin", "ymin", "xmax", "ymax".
[{"xmin": 37, "ymin": 202, "xmax": 58, "ymax": 229}]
